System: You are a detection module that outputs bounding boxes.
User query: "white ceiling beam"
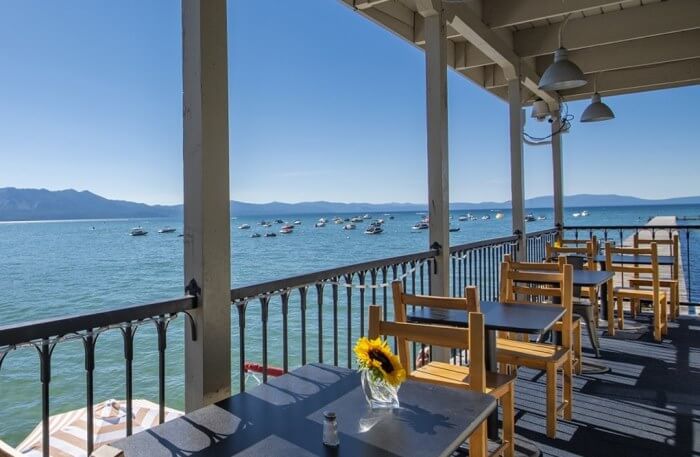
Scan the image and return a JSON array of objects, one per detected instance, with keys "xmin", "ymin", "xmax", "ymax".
[
  {"xmin": 444, "ymin": 3, "xmax": 558, "ymax": 108},
  {"xmin": 454, "ymin": 42, "xmax": 493, "ymax": 70},
  {"xmin": 483, "ymin": 0, "xmax": 626, "ymax": 29},
  {"xmin": 354, "ymin": 0, "xmax": 392, "ymax": 10},
  {"xmin": 514, "ymin": 0, "xmax": 700, "ymax": 58},
  {"xmin": 559, "ymin": 58, "xmax": 700, "ymax": 100},
  {"xmin": 536, "ymin": 30, "xmax": 700, "ymax": 75}
]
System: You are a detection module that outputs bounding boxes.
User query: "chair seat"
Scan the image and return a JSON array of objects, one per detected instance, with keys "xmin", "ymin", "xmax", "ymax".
[
  {"xmin": 496, "ymin": 338, "xmax": 569, "ymax": 367},
  {"xmin": 614, "ymin": 287, "xmax": 667, "ymax": 301},
  {"xmin": 628, "ymin": 278, "xmax": 678, "ymax": 288},
  {"xmin": 410, "ymin": 361, "xmax": 516, "ymax": 397}
]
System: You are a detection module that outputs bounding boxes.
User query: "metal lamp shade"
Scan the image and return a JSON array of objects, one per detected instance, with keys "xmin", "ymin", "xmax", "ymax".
[
  {"xmin": 538, "ymin": 48, "xmax": 587, "ymax": 91},
  {"xmin": 580, "ymin": 93, "xmax": 615, "ymax": 122}
]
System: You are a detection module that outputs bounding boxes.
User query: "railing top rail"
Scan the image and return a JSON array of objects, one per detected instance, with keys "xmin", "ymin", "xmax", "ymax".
[
  {"xmin": 564, "ymin": 225, "xmax": 700, "ymax": 230},
  {"xmin": 525, "ymin": 227, "xmax": 559, "ymax": 238},
  {"xmin": 231, "ymin": 249, "xmax": 437, "ymax": 302},
  {"xmin": 0, "ymin": 296, "xmax": 196, "ymax": 348},
  {"xmin": 450, "ymin": 235, "xmax": 519, "ymax": 253}
]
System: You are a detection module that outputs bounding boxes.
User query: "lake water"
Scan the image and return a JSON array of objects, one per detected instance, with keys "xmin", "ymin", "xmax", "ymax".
[{"xmin": 1, "ymin": 204, "xmax": 699, "ymax": 445}]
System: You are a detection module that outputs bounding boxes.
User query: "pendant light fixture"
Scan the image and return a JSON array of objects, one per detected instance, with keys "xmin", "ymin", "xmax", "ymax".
[
  {"xmin": 538, "ymin": 15, "xmax": 587, "ymax": 91},
  {"xmin": 581, "ymin": 75, "xmax": 615, "ymax": 122}
]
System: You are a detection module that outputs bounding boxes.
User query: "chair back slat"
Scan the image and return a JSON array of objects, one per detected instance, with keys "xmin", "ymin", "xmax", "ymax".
[{"xmin": 635, "ymin": 233, "xmax": 680, "ymax": 280}]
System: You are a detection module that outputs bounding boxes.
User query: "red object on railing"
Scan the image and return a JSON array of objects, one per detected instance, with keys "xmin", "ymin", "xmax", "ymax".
[{"xmin": 244, "ymin": 362, "xmax": 284, "ymax": 377}]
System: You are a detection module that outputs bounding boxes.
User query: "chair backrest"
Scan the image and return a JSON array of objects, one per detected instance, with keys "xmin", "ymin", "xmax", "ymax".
[
  {"xmin": 546, "ymin": 240, "xmax": 597, "ymax": 270},
  {"xmin": 500, "ymin": 256, "xmax": 574, "ymax": 349},
  {"xmin": 368, "ymin": 304, "xmax": 486, "ymax": 392},
  {"xmin": 391, "ymin": 280, "xmax": 480, "ymax": 371},
  {"xmin": 605, "ymin": 241, "xmax": 661, "ymax": 296},
  {"xmin": 634, "ymin": 232, "xmax": 680, "ymax": 279},
  {"xmin": 556, "ymin": 235, "xmax": 598, "ymax": 251}
]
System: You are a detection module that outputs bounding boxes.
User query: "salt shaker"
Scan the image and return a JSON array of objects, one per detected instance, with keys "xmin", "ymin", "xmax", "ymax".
[{"xmin": 322, "ymin": 411, "xmax": 339, "ymax": 447}]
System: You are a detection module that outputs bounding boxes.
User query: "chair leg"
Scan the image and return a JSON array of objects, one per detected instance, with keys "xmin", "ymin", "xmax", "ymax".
[
  {"xmin": 546, "ymin": 363, "xmax": 557, "ymax": 439},
  {"xmin": 563, "ymin": 356, "xmax": 573, "ymax": 421},
  {"xmin": 671, "ymin": 285, "xmax": 678, "ymax": 320},
  {"xmin": 607, "ymin": 288, "xmax": 616, "ymax": 336},
  {"xmin": 574, "ymin": 323, "xmax": 582, "ymax": 375},
  {"xmin": 653, "ymin": 298, "xmax": 662, "ymax": 342},
  {"xmin": 617, "ymin": 297, "xmax": 625, "ymax": 330},
  {"xmin": 469, "ymin": 421, "xmax": 487, "ymax": 457},
  {"xmin": 502, "ymin": 387, "xmax": 515, "ymax": 457}
]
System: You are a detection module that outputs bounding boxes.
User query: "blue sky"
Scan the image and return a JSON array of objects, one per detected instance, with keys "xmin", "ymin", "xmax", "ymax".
[{"xmin": 0, "ymin": 1, "xmax": 698, "ymax": 205}]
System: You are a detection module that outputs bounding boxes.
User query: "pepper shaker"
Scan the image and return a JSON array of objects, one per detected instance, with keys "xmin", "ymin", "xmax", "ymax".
[{"xmin": 322, "ymin": 411, "xmax": 339, "ymax": 447}]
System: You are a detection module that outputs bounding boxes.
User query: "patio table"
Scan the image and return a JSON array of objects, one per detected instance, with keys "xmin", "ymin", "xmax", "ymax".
[
  {"xmin": 111, "ymin": 363, "xmax": 496, "ymax": 457},
  {"xmin": 407, "ymin": 300, "xmax": 564, "ymax": 442}
]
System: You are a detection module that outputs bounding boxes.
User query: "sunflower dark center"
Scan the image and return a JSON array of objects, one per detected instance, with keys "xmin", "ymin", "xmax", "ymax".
[{"xmin": 369, "ymin": 348, "xmax": 394, "ymax": 374}]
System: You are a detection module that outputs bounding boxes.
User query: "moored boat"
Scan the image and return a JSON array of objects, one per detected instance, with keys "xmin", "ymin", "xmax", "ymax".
[
  {"xmin": 129, "ymin": 227, "xmax": 147, "ymax": 236},
  {"xmin": 158, "ymin": 227, "xmax": 176, "ymax": 233}
]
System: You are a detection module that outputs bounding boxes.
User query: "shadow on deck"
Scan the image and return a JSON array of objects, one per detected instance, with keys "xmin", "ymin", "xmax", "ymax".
[{"xmin": 510, "ymin": 315, "xmax": 700, "ymax": 457}]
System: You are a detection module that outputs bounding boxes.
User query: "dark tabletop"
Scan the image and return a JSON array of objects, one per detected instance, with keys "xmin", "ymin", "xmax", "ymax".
[
  {"xmin": 407, "ymin": 300, "xmax": 565, "ymax": 334},
  {"xmin": 112, "ymin": 363, "xmax": 496, "ymax": 457},
  {"xmin": 571, "ymin": 270, "xmax": 615, "ymax": 287},
  {"xmin": 594, "ymin": 254, "xmax": 675, "ymax": 266}
]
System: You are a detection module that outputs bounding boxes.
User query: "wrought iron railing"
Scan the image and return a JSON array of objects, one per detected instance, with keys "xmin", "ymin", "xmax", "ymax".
[
  {"xmin": 562, "ymin": 224, "xmax": 700, "ymax": 307},
  {"xmin": 0, "ymin": 295, "xmax": 197, "ymax": 456},
  {"xmin": 525, "ymin": 227, "xmax": 559, "ymax": 262}
]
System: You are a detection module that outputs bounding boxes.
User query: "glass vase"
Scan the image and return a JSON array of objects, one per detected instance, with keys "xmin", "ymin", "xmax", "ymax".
[{"xmin": 360, "ymin": 369, "xmax": 400, "ymax": 409}]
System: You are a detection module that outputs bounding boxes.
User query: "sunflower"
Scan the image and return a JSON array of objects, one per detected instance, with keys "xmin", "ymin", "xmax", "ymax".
[{"xmin": 354, "ymin": 337, "xmax": 406, "ymax": 387}]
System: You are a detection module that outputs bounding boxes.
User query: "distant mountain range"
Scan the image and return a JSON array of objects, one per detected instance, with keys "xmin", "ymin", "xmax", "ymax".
[{"xmin": 2, "ymin": 187, "xmax": 700, "ymax": 221}]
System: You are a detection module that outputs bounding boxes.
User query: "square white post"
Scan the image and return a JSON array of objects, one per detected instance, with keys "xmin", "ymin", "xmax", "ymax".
[
  {"xmin": 182, "ymin": 0, "xmax": 232, "ymax": 411},
  {"xmin": 423, "ymin": 7, "xmax": 450, "ymax": 298},
  {"xmin": 508, "ymin": 78, "xmax": 526, "ymax": 259},
  {"xmin": 551, "ymin": 111, "xmax": 564, "ymax": 229}
]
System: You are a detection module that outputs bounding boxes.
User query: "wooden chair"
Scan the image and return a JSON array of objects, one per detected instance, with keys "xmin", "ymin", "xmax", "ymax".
[
  {"xmin": 605, "ymin": 241, "xmax": 668, "ymax": 342},
  {"xmin": 496, "ymin": 259, "xmax": 574, "ymax": 439},
  {"xmin": 630, "ymin": 233, "xmax": 680, "ymax": 320},
  {"xmin": 389, "ymin": 282, "xmax": 516, "ymax": 457},
  {"xmin": 546, "ymin": 239, "xmax": 600, "ymax": 323},
  {"xmin": 502, "ymin": 254, "xmax": 582, "ymax": 375}
]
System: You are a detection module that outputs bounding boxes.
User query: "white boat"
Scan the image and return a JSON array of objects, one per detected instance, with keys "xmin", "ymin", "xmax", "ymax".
[
  {"xmin": 572, "ymin": 212, "xmax": 581, "ymax": 218},
  {"xmin": 344, "ymin": 223, "xmax": 356, "ymax": 230},
  {"xmin": 537, "ymin": 216, "xmax": 547, "ymax": 221},
  {"xmin": 449, "ymin": 226, "xmax": 460, "ymax": 232},
  {"xmin": 129, "ymin": 227, "xmax": 147, "ymax": 236},
  {"xmin": 280, "ymin": 226, "xmax": 294, "ymax": 234},
  {"xmin": 412, "ymin": 222, "xmax": 429, "ymax": 230},
  {"xmin": 458, "ymin": 216, "xmax": 469, "ymax": 221},
  {"xmin": 250, "ymin": 233, "xmax": 261, "ymax": 238},
  {"xmin": 315, "ymin": 222, "xmax": 326, "ymax": 227},
  {"xmin": 581, "ymin": 210, "xmax": 590, "ymax": 217},
  {"xmin": 158, "ymin": 227, "xmax": 176, "ymax": 233},
  {"xmin": 350, "ymin": 216, "xmax": 363, "ymax": 223},
  {"xmin": 261, "ymin": 222, "xmax": 272, "ymax": 227},
  {"xmin": 376, "ymin": 219, "xmax": 384, "ymax": 224},
  {"xmin": 293, "ymin": 220, "xmax": 302, "ymax": 225},
  {"xmin": 524, "ymin": 214, "xmax": 536, "ymax": 222},
  {"xmin": 363, "ymin": 214, "xmax": 371, "ymax": 219},
  {"xmin": 334, "ymin": 218, "xmax": 344, "ymax": 224},
  {"xmin": 495, "ymin": 212, "xmax": 504, "ymax": 220},
  {"xmin": 318, "ymin": 218, "xmax": 328, "ymax": 223},
  {"xmin": 238, "ymin": 224, "xmax": 251, "ymax": 229},
  {"xmin": 481, "ymin": 215, "xmax": 490, "ymax": 220},
  {"xmin": 364, "ymin": 225, "xmax": 383, "ymax": 235}
]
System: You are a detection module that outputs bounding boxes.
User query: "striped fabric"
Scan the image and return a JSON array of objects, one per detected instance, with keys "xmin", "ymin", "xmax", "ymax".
[{"xmin": 16, "ymin": 399, "xmax": 181, "ymax": 457}]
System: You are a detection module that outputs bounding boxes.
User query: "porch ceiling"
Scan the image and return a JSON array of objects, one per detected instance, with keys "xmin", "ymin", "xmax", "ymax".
[{"xmin": 342, "ymin": 0, "xmax": 700, "ymax": 106}]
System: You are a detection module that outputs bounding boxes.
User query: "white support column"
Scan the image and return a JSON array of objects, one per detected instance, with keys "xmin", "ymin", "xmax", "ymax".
[
  {"xmin": 551, "ymin": 111, "xmax": 564, "ymax": 229},
  {"xmin": 424, "ymin": 8, "xmax": 450, "ymax": 299},
  {"xmin": 182, "ymin": 0, "xmax": 231, "ymax": 411},
  {"xmin": 508, "ymin": 78, "xmax": 526, "ymax": 259}
]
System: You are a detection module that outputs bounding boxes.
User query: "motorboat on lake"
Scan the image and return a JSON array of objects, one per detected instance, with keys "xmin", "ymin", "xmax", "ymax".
[
  {"xmin": 350, "ymin": 216, "xmax": 363, "ymax": 223},
  {"xmin": 158, "ymin": 227, "xmax": 176, "ymax": 233},
  {"xmin": 280, "ymin": 226, "xmax": 294, "ymax": 234},
  {"xmin": 449, "ymin": 226, "xmax": 460, "ymax": 232},
  {"xmin": 130, "ymin": 227, "xmax": 148, "ymax": 236},
  {"xmin": 265, "ymin": 232, "xmax": 277, "ymax": 237},
  {"xmin": 495, "ymin": 212, "xmax": 504, "ymax": 220},
  {"xmin": 251, "ymin": 233, "xmax": 261, "ymax": 238},
  {"xmin": 481, "ymin": 215, "xmax": 490, "ymax": 220},
  {"xmin": 572, "ymin": 212, "xmax": 581, "ymax": 218},
  {"xmin": 524, "ymin": 214, "xmax": 536, "ymax": 222},
  {"xmin": 581, "ymin": 210, "xmax": 590, "ymax": 217},
  {"xmin": 238, "ymin": 224, "xmax": 251, "ymax": 229},
  {"xmin": 537, "ymin": 215, "xmax": 547, "ymax": 221},
  {"xmin": 315, "ymin": 221, "xmax": 326, "ymax": 227},
  {"xmin": 364, "ymin": 224, "xmax": 383, "ymax": 235},
  {"xmin": 275, "ymin": 219, "xmax": 284, "ymax": 224},
  {"xmin": 344, "ymin": 223, "xmax": 356, "ymax": 230},
  {"xmin": 412, "ymin": 221, "xmax": 429, "ymax": 230}
]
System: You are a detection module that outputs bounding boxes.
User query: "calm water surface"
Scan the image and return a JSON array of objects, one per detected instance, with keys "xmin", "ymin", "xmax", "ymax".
[{"xmin": 1, "ymin": 204, "xmax": 698, "ymax": 444}]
